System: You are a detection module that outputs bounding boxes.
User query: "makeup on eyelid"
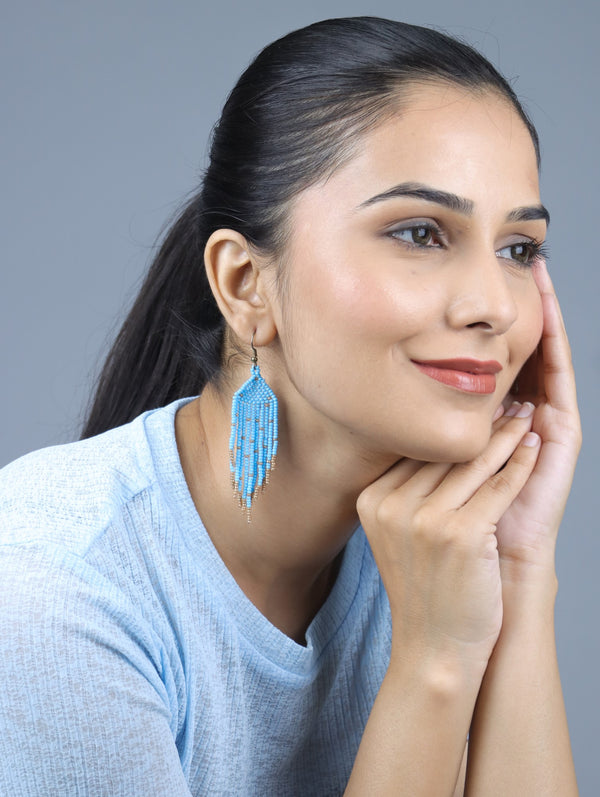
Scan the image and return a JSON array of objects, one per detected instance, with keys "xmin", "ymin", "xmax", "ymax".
[
  {"xmin": 272, "ymin": 83, "xmax": 545, "ymax": 463},
  {"xmin": 387, "ymin": 221, "xmax": 547, "ymax": 268}
]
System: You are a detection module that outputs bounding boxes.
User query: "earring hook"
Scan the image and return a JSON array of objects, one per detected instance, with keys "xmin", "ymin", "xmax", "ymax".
[{"xmin": 250, "ymin": 331, "xmax": 258, "ymax": 364}]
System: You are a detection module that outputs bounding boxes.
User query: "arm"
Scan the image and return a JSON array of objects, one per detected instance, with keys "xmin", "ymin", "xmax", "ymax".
[
  {"xmin": 345, "ymin": 666, "xmax": 477, "ymax": 797},
  {"xmin": 345, "ymin": 651, "xmax": 478, "ymax": 796},
  {"xmin": 466, "ymin": 579, "xmax": 576, "ymax": 795},
  {"xmin": 0, "ymin": 544, "xmax": 192, "ymax": 797},
  {"xmin": 465, "ymin": 260, "xmax": 580, "ymax": 795},
  {"xmin": 347, "ymin": 408, "xmax": 542, "ymax": 795}
]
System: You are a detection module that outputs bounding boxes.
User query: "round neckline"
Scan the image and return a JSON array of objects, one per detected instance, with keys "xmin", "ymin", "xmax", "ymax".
[{"xmin": 142, "ymin": 398, "xmax": 367, "ymax": 676}]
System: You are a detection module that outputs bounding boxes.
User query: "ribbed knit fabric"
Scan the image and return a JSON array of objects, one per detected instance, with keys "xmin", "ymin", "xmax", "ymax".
[{"xmin": 0, "ymin": 399, "xmax": 392, "ymax": 796}]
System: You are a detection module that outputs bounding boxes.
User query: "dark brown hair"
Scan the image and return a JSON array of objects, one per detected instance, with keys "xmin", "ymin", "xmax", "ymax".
[{"xmin": 81, "ymin": 16, "xmax": 539, "ymax": 438}]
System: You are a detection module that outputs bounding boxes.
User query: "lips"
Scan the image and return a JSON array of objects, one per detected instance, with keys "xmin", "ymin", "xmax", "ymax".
[{"xmin": 411, "ymin": 358, "xmax": 502, "ymax": 394}]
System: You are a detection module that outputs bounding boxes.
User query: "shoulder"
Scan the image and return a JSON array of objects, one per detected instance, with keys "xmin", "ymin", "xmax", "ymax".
[{"xmin": 0, "ymin": 400, "xmax": 186, "ymax": 555}]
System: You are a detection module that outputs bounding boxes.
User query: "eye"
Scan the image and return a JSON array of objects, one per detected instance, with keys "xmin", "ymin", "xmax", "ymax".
[
  {"xmin": 388, "ymin": 223, "xmax": 444, "ymax": 248},
  {"xmin": 496, "ymin": 241, "xmax": 546, "ymax": 268}
]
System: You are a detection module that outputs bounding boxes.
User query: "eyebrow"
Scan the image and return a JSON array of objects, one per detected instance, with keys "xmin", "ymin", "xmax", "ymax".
[
  {"xmin": 506, "ymin": 205, "xmax": 550, "ymax": 225},
  {"xmin": 358, "ymin": 181, "xmax": 550, "ymax": 226}
]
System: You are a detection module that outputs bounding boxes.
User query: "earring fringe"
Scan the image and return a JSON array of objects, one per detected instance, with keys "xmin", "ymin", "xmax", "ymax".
[{"xmin": 229, "ymin": 360, "xmax": 278, "ymax": 521}]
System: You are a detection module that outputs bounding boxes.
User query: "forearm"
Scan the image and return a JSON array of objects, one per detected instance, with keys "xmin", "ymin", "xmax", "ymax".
[
  {"xmin": 345, "ymin": 651, "xmax": 482, "ymax": 796},
  {"xmin": 465, "ymin": 575, "xmax": 578, "ymax": 796}
]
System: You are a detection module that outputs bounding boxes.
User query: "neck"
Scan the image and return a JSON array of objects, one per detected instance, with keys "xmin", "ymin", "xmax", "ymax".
[{"xmin": 175, "ymin": 384, "xmax": 395, "ymax": 641}]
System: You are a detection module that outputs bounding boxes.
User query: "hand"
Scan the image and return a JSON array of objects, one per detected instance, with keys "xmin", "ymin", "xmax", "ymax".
[
  {"xmin": 493, "ymin": 260, "xmax": 581, "ymax": 581},
  {"xmin": 357, "ymin": 412, "xmax": 541, "ymax": 671}
]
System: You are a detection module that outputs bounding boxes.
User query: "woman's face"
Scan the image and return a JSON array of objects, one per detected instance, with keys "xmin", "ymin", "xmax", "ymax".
[{"xmin": 269, "ymin": 83, "xmax": 545, "ymax": 463}]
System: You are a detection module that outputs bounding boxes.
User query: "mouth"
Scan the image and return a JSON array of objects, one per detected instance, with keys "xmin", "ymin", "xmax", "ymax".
[{"xmin": 411, "ymin": 358, "xmax": 502, "ymax": 395}]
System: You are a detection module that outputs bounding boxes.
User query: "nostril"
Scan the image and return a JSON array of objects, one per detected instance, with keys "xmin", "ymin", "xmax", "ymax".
[{"xmin": 467, "ymin": 321, "xmax": 493, "ymax": 330}]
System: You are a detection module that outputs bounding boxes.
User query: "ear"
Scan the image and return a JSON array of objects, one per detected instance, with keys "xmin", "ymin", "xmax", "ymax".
[{"xmin": 204, "ymin": 229, "xmax": 277, "ymax": 347}]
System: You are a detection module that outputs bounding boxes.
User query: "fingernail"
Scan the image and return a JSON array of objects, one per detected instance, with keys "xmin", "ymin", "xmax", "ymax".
[
  {"xmin": 493, "ymin": 405, "xmax": 505, "ymax": 421},
  {"xmin": 522, "ymin": 432, "xmax": 540, "ymax": 447},
  {"xmin": 505, "ymin": 401, "xmax": 521, "ymax": 417},
  {"xmin": 516, "ymin": 401, "xmax": 535, "ymax": 418}
]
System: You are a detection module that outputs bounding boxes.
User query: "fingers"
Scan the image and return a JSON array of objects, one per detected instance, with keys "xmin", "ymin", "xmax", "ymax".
[
  {"xmin": 357, "ymin": 458, "xmax": 427, "ymax": 514},
  {"xmin": 532, "ymin": 260, "xmax": 577, "ymax": 412},
  {"xmin": 430, "ymin": 405, "xmax": 535, "ymax": 509},
  {"xmin": 492, "ymin": 403, "xmax": 505, "ymax": 422},
  {"xmin": 493, "ymin": 400, "xmax": 532, "ymax": 429},
  {"xmin": 357, "ymin": 457, "xmax": 454, "ymax": 523},
  {"xmin": 533, "ymin": 259, "xmax": 567, "ymax": 336},
  {"xmin": 466, "ymin": 430, "xmax": 541, "ymax": 524},
  {"xmin": 359, "ymin": 407, "xmax": 536, "ymax": 532}
]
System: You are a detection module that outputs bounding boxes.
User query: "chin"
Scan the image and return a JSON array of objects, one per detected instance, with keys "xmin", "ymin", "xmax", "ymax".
[{"xmin": 404, "ymin": 426, "xmax": 492, "ymax": 465}]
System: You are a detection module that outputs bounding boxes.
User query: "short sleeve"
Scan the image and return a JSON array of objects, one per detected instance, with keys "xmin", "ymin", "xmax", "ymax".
[{"xmin": 0, "ymin": 542, "xmax": 192, "ymax": 797}]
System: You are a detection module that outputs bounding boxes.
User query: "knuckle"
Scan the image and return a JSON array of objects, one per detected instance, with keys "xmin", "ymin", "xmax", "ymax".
[
  {"xmin": 559, "ymin": 424, "xmax": 582, "ymax": 454},
  {"xmin": 356, "ymin": 490, "xmax": 373, "ymax": 521},
  {"xmin": 413, "ymin": 505, "xmax": 456, "ymax": 546},
  {"xmin": 568, "ymin": 420, "xmax": 583, "ymax": 452},
  {"xmin": 438, "ymin": 516, "xmax": 462, "ymax": 545},
  {"xmin": 449, "ymin": 461, "xmax": 469, "ymax": 480},
  {"xmin": 412, "ymin": 505, "xmax": 434, "ymax": 537},
  {"xmin": 469, "ymin": 451, "xmax": 493, "ymax": 478},
  {"xmin": 374, "ymin": 497, "xmax": 400, "ymax": 528},
  {"xmin": 487, "ymin": 469, "xmax": 516, "ymax": 496}
]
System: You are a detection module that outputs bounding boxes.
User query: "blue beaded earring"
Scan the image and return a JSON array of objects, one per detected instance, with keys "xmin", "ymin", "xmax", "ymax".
[{"xmin": 229, "ymin": 333, "xmax": 278, "ymax": 520}]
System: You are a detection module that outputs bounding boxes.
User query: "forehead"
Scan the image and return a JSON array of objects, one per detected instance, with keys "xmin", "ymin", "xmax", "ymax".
[{"xmin": 298, "ymin": 83, "xmax": 540, "ymax": 219}]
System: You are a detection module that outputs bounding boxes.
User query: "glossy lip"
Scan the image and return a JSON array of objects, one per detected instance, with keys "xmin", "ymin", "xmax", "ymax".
[
  {"xmin": 411, "ymin": 358, "xmax": 503, "ymax": 394},
  {"xmin": 412, "ymin": 358, "xmax": 503, "ymax": 375}
]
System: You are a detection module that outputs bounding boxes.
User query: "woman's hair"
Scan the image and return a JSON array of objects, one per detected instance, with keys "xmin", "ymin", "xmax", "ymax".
[{"xmin": 81, "ymin": 16, "xmax": 540, "ymax": 439}]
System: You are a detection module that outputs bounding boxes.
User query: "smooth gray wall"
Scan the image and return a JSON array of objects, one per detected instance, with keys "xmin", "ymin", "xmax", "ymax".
[{"xmin": 2, "ymin": 0, "xmax": 598, "ymax": 791}]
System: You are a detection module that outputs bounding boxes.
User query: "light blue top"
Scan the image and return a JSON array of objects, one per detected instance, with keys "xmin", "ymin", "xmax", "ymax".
[{"xmin": 0, "ymin": 399, "xmax": 391, "ymax": 796}]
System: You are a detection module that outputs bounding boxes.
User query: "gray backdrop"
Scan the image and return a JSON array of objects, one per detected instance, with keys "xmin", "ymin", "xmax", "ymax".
[{"xmin": 2, "ymin": 0, "xmax": 598, "ymax": 792}]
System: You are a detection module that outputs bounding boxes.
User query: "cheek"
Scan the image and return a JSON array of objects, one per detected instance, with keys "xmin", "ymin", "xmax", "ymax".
[
  {"xmin": 517, "ymin": 285, "xmax": 544, "ymax": 359},
  {"xmin": 296, "ymin": 256, "xmax": 440, "ymax": 347},
  {"xmin": 277, "ymin": 260, "xmax": 426, "ymax": 414}
]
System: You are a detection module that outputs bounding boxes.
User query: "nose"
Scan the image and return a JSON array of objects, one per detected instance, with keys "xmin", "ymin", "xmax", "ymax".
[{"xmin": 445, "ymin": 249, "xmax": 518, "ymax": 334}]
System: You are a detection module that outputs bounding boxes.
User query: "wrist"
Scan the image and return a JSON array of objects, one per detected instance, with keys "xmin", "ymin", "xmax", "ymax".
[
  {"xmin": 499, "ymin": 553, "xmax": 558, "ymax": 595},
  {"xmin": 388, "ymin": 642, "xmax": 489, "ymax": 698},
  {"xmin": 497, "ymin": 573, "xmax": 557, "ymax": 640}
]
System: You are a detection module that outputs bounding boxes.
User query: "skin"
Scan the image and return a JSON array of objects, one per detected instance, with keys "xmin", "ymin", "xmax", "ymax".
[
  {"xmin": 175, "ymin": 83, "xmax": 580, "ymax": 794},
  {"xmin": 270, "ymin": 87, "xmax": 544, "ymax": 466}
]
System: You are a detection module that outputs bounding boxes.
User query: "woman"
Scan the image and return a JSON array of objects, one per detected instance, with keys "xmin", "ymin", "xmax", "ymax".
[{"xmin": 0, "ymin": 16, "xmax": 580, "ymax": 796}]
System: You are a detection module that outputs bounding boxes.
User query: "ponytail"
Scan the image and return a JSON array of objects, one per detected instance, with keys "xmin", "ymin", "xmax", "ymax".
[
  {"xmin": 81, "ymin": 17, "xmax": 540, "ymax": 439},
  {"xmin": 80, "ymin": 197, "xmax": 223, "ymax": 438}
]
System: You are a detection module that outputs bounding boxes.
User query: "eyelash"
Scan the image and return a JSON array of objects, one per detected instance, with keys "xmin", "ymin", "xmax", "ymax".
[
  {"xmin": 496, "ymin": 240, "xmax": 549, "ymax": 268},
  {"xmin": 388, "ymin": 222, "xmax": 445, "ymax": 249},
  {"xmin": 387, "ymin": 222, "xmax": 549, "ymax": 268}
]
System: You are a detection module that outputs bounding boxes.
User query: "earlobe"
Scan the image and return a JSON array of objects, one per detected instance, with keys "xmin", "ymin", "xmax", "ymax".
[{"xmin": 204, "ymin": 229, "xmax": 276, "ymax": 345}]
